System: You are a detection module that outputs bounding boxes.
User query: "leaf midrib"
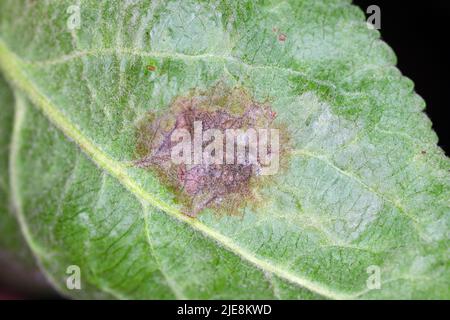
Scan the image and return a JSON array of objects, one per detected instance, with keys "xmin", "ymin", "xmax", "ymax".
[{"xmin": 0, "ymin": 38, "xmax": 364, "ymax": 300}]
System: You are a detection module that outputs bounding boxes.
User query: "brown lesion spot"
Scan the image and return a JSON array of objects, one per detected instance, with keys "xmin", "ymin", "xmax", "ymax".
[
  {"xmin": 272, "ymin": 27, "xmax": 287, "ymax": 42},
  {"xmin": 278, "ymin": 33, "xmax": 287, "ymax": 42},
  {"xmin": 134, "ymin": 84, "xmax": 290, "ymax": 217}
]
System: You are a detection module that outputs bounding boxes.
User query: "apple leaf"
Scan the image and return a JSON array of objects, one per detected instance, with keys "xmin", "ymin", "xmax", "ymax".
[{"xmin": 0, "ymin": 0, "xmax": 448, "ymax": 299}]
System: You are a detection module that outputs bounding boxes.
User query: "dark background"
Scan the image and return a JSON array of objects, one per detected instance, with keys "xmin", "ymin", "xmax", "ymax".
[{"xmin": 354, "ymin": 0, "xmax": 450, "ymax": 155}]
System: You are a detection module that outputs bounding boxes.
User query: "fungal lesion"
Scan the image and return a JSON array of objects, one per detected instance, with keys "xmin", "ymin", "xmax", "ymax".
[{"xmin": 134, "ymin": 83, "xmax": 288, "ymax": 217}]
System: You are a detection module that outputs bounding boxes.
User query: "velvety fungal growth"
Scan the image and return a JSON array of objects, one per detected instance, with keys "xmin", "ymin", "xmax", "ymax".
[{"xmin": 135, "ymin": 85, "xmax": 284, "ymax": 216}]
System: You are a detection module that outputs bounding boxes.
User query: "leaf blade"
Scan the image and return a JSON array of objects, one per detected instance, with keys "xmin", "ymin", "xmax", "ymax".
[{"xmin": 0, "ymin": 0, "xmax": 448, "ymax": 299}]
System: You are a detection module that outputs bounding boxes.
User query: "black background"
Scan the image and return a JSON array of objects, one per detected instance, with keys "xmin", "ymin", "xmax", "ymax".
[
  {"xmin": 0, "ymin": 300, "xmax": 444, "ymax": 317},
  {"xmin": 354, "ymin": 0, "xmax": 450, "ymax": 155}
]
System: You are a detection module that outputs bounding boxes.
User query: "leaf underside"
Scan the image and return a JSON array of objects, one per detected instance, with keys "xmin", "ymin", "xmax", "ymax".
[{"xmin": 0, "ymin": 0, "xmax": 448, "ymax": 299}]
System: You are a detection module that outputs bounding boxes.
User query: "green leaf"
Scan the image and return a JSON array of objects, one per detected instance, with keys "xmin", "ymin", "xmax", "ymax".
[
  {"xmin": 0, "ymin": 0, "xmax": 448, "ymax": 299},
  {"xmin": 0, "ymin": 75, "xmax": 53, "ymax": 296},
  {"xmin": 0, "ymin": 74, "xmax": 33, "ymax": 264}
]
